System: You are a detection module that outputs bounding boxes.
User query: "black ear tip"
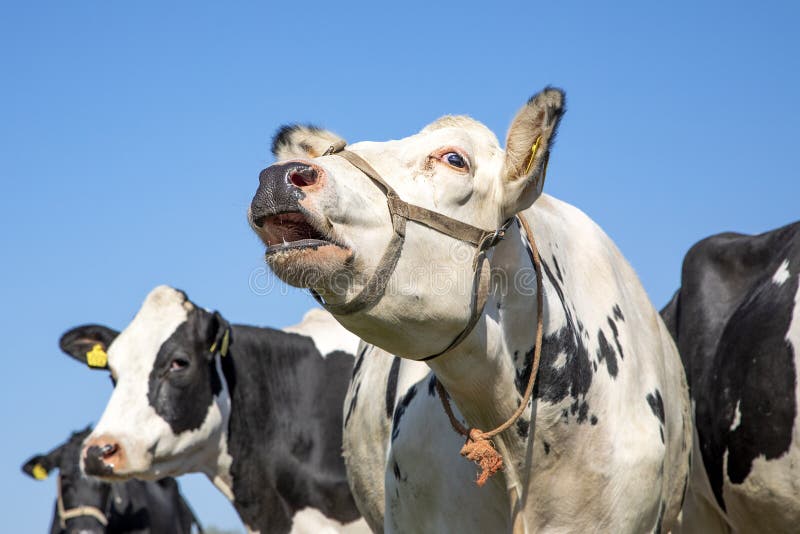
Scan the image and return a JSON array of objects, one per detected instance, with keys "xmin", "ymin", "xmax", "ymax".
[
  {"xmin": 271, "ymin": 123, "xmax": 323, "ymax": 157},
  {"xmin": 528, "ymin": 86, "xmax": 566, "ymax": 112}
]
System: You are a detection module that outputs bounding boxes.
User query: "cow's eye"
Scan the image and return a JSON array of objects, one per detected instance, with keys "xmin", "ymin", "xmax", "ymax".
[
  {"xmin": 444, "ymin": 152, "xmax": 467, "ymax": 169},
  {"xmin": 169, "ymin": 358, "xmax": 189, "ymax": 372}
]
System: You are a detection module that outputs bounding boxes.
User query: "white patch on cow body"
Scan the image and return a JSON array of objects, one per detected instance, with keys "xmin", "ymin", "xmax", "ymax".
[
  {"xmin": 730, "ymin": 401, "xmax": 742, "ymax": 431},
  {"xmin": 552, "ymin": 350, "xmax": 568, "ymax": 370},
  {"xmin": 773, "ymin": 259, "xmax": 791, "ymax": 286},
  {"xmin": 290, "ymin": 508, "xmax": 371, "ymax": 534},
  {"xmin": 283, "ymin": 307, "xmax": 360, "ymax": 356}
]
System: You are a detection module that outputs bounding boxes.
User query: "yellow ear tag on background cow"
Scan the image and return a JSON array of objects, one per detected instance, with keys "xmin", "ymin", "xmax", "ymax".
[
  {"xmin": 86, "ymin": 344, "xmax": 108, "ymax": 368},
  {"xmin": 220, "ymin": 329, "xmax": 230, "ymax": 357},
  {"xmin": 32, "ymin": 464, "xmax": 48, "ymax": 480},
  {"xmin": 524, "ymin": 136, "xmax": 542, "ymax": 176},
  {"xmin": 210, "ymin": 329, "xmax": 231, "ymax": 357}
]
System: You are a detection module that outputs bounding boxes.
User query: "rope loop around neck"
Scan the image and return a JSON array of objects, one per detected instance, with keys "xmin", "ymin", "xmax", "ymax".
[{"xmin": 434, "ymin": 213, "xmax": 545, "ymax": 486}]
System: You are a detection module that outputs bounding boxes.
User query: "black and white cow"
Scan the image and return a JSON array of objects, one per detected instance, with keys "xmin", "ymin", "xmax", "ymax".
[
  {"xmin": 249, "ymin": 88, "xmax": 692, "ymax": 532},
  {"xmin": 62, "ymin": 285, "xmax": 368, "ymax": 534},
  {"xmin": 22, "ymin": 426, "xmax": 199, "ymax": 534},
  {"xmin": 661, "ymin": 221, "xmax": 800, "ymax": 533}
]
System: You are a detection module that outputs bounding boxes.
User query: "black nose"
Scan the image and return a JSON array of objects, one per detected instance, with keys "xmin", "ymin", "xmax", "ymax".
[{"xmin": 250, "ymin": 162, "xmax": 316, "ymax": 227}]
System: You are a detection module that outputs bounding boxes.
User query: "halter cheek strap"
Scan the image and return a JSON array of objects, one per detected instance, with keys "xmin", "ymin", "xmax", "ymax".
[
  {"xmin": 57, "ymin": 474, "xmax": 109, "ymax": 528},
  {"xmin": 313, "ymin": 145, "xmax": 515, "ymax": 360}
]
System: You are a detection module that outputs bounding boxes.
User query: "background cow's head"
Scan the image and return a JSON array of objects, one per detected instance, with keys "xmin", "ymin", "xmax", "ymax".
[
  {"xmin": 61, "ymin": 286, "xmax": 232, "ymax": 481},
  {"xmin": 250, "ymin": 88, "xmax": 565, "ymax": 357},
  {"xmin": 22, "ymin": 427, "xmax": 111, "ymax": 534}
]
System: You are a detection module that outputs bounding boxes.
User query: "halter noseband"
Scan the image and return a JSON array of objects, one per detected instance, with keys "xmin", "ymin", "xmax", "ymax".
[
  {"xmin": 56, "ymin": 474, "xmax": 109, "ymax": 529},
  {"xmin": 313, "ymin": 143, "xmax": 525, "ymax": 361}
]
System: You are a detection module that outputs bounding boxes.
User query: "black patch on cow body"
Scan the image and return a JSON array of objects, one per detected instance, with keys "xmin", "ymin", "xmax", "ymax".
[
  {"xmin": 596, "ymin": 329, "xmax": 618, "ymax": 378},
  {"xmin": 660, "ymin": 221, "xmax": 800, "ymax": 512},
  {"xmin": 391, "ymin": 385, "xmax": 417, "ymax": 442},
  {"xmin": 613, "ymin": 304, "xmax": 625, "ymax": 322},
  {"xmin": 516, "ymin": 418, "xmax": 530, "ymax": 438},
  {"xmin": 590, "ymin": 415, "xmax": 598, "ymax": 425},
  {"xmin": 607, "ymin": 317, "xmax": 625, "ymax": 360},
  {"xmin": 543, "ymin": 441, "xmax": 550, "ymax": 455},
  {"xmin": 528, "ymin": 259, "xmax": 594, "ymax": 420},
  {"xmin": 552, "ymin": 255, "xmax": 564, "ymax": 283},
  {"xmin": 344, "ymin": 382, "xmax": 360, "ymax": 428},
  {"xmin": 385, "ymin": 356, "xmax": 401, "ymax": 418},
  {"xmin": 220, "ymin": 326, "xmax": 360, "ymax": 532},
  {"xmin": 427, "ymin": 374, "xmax": 437, "ymax": 396},
  {"xmin": 647, "ymin": 390, "xmax": 665, "ymax": 424}
]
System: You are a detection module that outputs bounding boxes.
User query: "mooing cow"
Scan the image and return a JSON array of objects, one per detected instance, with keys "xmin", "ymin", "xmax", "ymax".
[
  {"xmin": 22, "ymin": 426, "xmax": 199, "ymax": 534},
  {"xmin": 61, "ymin": 285, "xmax": 368, "ymax": 533},
  {"xmin": 249, "ymin": 87, "xmax": 692, "ymax": 532},
  {"xmin": 661, "ymin": 221, "xmax": 800, "ymax": 533}
]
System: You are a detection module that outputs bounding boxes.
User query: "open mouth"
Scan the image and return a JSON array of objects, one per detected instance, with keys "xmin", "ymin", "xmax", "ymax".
[{"xmin": 257, "ymin": 211, "xmax": 344, "ymax": 255}]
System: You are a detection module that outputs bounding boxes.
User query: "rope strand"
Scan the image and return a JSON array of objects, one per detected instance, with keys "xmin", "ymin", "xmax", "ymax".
[{"xmin": 435, "ymin": 214, "xmax": 544, "ymax": 486}]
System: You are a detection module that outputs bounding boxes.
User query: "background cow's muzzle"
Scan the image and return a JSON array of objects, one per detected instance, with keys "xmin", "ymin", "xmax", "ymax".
[
  {"xmin": 82, "ymin": 436, "xmax": 124, "ymax": 477},
  {"xmin": 250, "ymin": 161, "xmax": 319, "ymax": 228}
]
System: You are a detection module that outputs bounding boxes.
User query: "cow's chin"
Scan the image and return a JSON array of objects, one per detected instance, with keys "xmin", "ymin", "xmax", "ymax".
[{"xmin": 266, "ymin": 243, "xmax": 354, "ymax": 289}]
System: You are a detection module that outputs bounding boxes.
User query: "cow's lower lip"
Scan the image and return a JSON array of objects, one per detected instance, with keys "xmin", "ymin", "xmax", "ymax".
[{"xmin": 266, "ymin": 239, "xmax": 347, "ymax": 255}]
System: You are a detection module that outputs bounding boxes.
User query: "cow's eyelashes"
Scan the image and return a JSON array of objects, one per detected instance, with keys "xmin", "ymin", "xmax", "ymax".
[{"xmin": 169, "ymin": 357, "xmax": 189, "ymax": 372}]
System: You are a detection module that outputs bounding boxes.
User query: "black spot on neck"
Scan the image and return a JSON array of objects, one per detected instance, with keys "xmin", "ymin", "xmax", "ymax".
[
  {"xmin": 391, "ymin": 385, "xmax": 417, "ymax": 442},
  {"xmin": 385, "ymin": 357, "xmax": 402, "ymax": 418}
]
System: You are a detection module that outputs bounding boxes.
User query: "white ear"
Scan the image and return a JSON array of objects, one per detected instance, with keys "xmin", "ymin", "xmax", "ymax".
[
  {"xmin": 501, "ymin": 88, "xmax": 565, "ymax": 218},
  {"xmin": 271, "ymin": 124, "xmax": 347, "ymax": 161}
]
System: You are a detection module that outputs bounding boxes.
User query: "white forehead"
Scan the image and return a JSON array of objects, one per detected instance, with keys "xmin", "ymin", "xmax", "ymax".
[
  {"xmin": 351, "ymin": 115, "xmax": 502, "ymax": 160},
  {"xmin": 107, "ymin": 285, "xmax": 194, "ymax": 373}
]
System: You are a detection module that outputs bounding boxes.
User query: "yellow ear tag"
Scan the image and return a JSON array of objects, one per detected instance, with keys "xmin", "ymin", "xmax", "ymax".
[
  {"xmin": 86, "ymin": 344, "xmax": 108, "ymax": 368},
  {"xmin": 210, "ymin": 330, "xmax": 231, "ymax": 357},
  {"xmin": 220, "ymin": 329, "xmax": 230, "ymax": 357},
  {"xmin": 524, "ymin": 136, "xmax": 542, "ymax": 176},
  {"xmin": 32, "ymin": 464, "xmax": 48, "ymax": 480}
]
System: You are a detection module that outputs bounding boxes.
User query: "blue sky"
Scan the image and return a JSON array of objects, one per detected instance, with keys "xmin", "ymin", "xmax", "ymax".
[{"xmin": 1, "ymin": 1, "xmax": 798, "ymax": 531}]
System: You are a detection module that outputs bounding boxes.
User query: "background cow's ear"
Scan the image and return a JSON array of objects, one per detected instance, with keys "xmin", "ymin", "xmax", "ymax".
[
  {"xmin": 59, "ymin": 324, "xmax": 120, "ymax": 370},
  {"xmin": 271, "ymin": 124, "xmax": 347, "ymax": 161},
  {"xmin": 207, "ymin": 311, "xmax": 233, "ymax": 358},
  {"xmin": 21, "ymin": 453, "xmax": 56, "ymax": 480},
  {"xmin": 500, "ymin": 87, "xmax": 565, "ymax": 218}
]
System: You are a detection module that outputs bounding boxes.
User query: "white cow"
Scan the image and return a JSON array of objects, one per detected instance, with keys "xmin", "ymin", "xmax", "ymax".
[{"xmin": 250, "ymin": 88, "xmax": 692, "ymax": 532}]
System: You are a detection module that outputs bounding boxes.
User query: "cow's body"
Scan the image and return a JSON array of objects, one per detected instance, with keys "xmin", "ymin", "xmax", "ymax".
[
  {"xmin": 22, "ymin": 427, "xmax": 198, "ymax": 534},
  {"xmin": 64, "ymin": 287, "xmax": 368, "ymax": 534},
  {"xmin": 344, "ymin": 197, "xmax": 693, "ymax": 532},
  {"xmin": 662, "ymin": 221, "xmax": 800, "ymax": 533},
  {"xmin": 250, "ymin": 88, "xmax": 692, "ymax": 532}
]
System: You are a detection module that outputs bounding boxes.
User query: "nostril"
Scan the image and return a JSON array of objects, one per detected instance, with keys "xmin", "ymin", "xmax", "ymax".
[
  {"xmin": 253, "ymin": 215, "xmax": 267, "ymax": 228},
  {"xmin": 288, "ymin": 167, "xmax": 318, "ymax": 188},
  {"xmin": 100, "ymin": 443, "xmax": 118, "ymax": 458}
]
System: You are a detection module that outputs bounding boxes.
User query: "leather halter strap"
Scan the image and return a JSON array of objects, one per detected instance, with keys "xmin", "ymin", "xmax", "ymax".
[
  {"xmin": 57, "ymin": 474, "xmax": 109, "ymax": 528},
  {"xmin": 313, "ymin": 145, "xmax": 514, "ymax": 361}
]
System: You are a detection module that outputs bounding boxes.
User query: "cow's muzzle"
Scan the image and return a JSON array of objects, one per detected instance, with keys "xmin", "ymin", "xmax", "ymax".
[{"xmin": 82, "ymin": 436, "xmax": 124, "ymax": 477}]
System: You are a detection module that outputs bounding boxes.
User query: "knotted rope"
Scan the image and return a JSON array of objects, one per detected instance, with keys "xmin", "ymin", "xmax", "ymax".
[{"xmin": 435, "ymin": 214, "xmax": 544, "ymax": 486}]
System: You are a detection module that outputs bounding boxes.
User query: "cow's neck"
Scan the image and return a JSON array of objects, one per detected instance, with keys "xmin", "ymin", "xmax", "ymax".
[
  {"xmin": 206, "ymin": 326, "xmax": 358, "ymax": 533},
  {"xmin": 426, "ymin": 217, "xmax": 554, "ymax": 495}
]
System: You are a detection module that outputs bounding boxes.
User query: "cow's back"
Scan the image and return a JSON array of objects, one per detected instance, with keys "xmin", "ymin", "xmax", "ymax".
[{"xmin": 662, "ymin": 221, "xmax": 800, "ymax": 532}]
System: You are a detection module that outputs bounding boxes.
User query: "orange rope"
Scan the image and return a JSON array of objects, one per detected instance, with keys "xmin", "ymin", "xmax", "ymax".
[{"xmin": 435, "ymin": 214, "xmax": 544, "ymax": 486}]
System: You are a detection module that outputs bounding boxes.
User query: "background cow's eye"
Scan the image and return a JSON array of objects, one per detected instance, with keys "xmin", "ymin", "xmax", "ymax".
[
  {"xmin": 444, "ymin": 152, "xmax": 467, "ymax": 169},
  {"xmin": 169, "ymin": 357, "xmax": 189, "ymax": 372}
]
